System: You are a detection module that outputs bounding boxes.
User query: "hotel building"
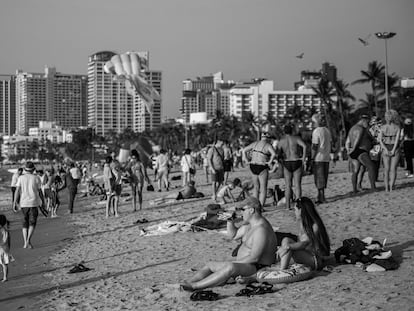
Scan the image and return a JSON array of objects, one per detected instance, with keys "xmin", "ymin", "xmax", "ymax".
[
  {"xmin": 0, "ymin": 75, "xmax": 16, "ymax": 135},
  {"xmin": 15, "ymin": 67, "xmax": 87, "ymax": 134}
]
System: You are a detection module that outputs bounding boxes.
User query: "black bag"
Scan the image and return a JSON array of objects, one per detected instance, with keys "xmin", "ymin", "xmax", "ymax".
[
  {"xmin": 146, "ymin": 184, "xmax": 154, "ymax": 192},
  {"xmin": 189, "ymin": 168, "xmax": 196, "ymax": 175}
]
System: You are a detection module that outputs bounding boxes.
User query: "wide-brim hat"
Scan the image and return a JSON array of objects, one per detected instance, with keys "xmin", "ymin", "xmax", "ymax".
[{"xmin": 24, "ymin": 161, "xmax": 36, "ymax": 172}]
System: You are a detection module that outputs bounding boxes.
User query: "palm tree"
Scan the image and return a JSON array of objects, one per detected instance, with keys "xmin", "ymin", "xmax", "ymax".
[
  {"xmin": 311, "ymin": 78, "xmax": 336, "ymax": 130},
  {"xmin": 352, "ymin": 61, "xmax": 384, "ymax": 116},
  {"xmin": 333, "ymin": 80, "xmax": 355, "ymax": 146}
]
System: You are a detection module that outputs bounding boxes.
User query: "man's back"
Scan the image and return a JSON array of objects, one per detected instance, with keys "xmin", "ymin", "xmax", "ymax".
[
  {"xmin": 17, "ymin": 174, "xmax": 41, "ymax": 208},
  {"xmin": 312, "ymin": 127, "xmax": 332, "ymax": 162},
  {"xmin": 278, "ymin": 135, "xmax": 303, "ymax": 160}
]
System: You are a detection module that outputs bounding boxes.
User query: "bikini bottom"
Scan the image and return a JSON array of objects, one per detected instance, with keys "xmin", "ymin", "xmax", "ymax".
[
  {"xmin": 283, "ymin": 160, "xmax": 302, "ymax": 173},
  {"xmin": 250, "ymin": 164, "xmax": 268, "ymax": 175},
  {"xmin": 253, "ymin": 263, "xmax": 270, "ymax": 271},
  {"xmin": 349, "ymin": 148, "xmax": 368, "ymax": 160}
]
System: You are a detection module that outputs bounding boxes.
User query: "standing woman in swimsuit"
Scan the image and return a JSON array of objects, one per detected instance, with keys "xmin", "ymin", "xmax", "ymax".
[
  {"xmin": 378, "ymin": 109, "xmax": 401, "ymax": 192},
  {"xmin": 277, "ymin": 197, "xmax": 330, "ymax": 271},
  {"xmin": 242, "ymin": 132, "xmax": 276, "ymax": 207},
  {"xmin": 276, "ymin": 124, "xmax": 307, "ymax": 209}
]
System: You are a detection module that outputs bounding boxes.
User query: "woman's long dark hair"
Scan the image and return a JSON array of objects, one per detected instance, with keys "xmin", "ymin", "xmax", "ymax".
[{"xmin": 296, "ymin": 197, "xmax": 330, "ymax": 256}]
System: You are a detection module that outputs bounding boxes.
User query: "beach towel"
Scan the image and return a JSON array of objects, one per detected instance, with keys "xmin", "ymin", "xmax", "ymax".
[{"xmin": 139, "ymin": 221, "xmax": 193, "ymax": 236}]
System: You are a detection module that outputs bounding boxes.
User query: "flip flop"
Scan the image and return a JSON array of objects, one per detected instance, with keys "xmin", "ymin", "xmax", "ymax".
[
  {"xmin": 68, "ymin": 263, "xmax": 91, "ymax": 274},
  {"xmin": 190, "ymin": 290, "xmax": 219, "ymax": 301}
]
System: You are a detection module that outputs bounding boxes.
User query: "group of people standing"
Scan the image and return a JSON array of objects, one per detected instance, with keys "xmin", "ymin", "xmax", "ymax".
[{"xmin": 347, "ymin": 109, "xmax": 413, "ymax": 193}]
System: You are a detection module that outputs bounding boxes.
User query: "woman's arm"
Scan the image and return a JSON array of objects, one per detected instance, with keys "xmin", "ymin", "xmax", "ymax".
[{"xmin": 391, "ymin": 127, "xmax": 401, "ymax": 155}]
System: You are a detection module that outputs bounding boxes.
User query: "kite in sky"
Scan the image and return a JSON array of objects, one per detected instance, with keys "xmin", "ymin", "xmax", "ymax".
[{"xmin": 104, "ymin": 52, "xmax": 160, "ymax": 114}]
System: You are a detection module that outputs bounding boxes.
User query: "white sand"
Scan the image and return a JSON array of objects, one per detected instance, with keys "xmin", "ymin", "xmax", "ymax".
[{"xmin": 4, "ymin": 162, "xmax": 414, "ymax": 310}]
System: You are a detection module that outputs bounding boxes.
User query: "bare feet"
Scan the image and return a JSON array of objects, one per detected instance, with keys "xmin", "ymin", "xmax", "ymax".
[
  {"xmin": 1, "ymin": 278, "xmax": 7, "ymax": 282},
  {"xmin": 180, "ymin": 281, "xmax": 194, "ymax": 292}
]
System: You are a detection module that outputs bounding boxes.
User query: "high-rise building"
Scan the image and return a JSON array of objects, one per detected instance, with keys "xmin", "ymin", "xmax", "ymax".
[
  {"xmin": 15, "ymin": 67, "xmax": 87, "ymax": 134},
  {"xmin": 180, "ymin": 72, "xmax": 233, "ymax": 122},
  {"xmin": 0, "ymin": 75, "xmax": 16, "ymax": 135},
  {"xmin": 87, "ymin": 51, "xmax": 162, "ymax": 136},
  {"xmin": 230, "ymin": 79, "xmax": 322, "ymax": 127}
]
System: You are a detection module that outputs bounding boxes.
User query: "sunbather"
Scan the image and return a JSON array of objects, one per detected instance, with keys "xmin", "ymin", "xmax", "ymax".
[
  {"xmin": 276, "ymin": 197, "xmax": 330, "ymax": 270},
  {"xmin": 149, "ymin": 181, "xmax": 198, "ymax": 206},
  {"xmin": 180, "ymin": 197, "xmax": 277, "ymax": 291}
]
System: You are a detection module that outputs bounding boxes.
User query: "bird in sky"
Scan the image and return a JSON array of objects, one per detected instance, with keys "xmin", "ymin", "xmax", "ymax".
[
  {"xmin": 296, "ymin": 52, "xmax": 304, "ymax": 59},
  {"xmin": 358, "ymin": 34, "xmax": 371, "ymax": 46}
]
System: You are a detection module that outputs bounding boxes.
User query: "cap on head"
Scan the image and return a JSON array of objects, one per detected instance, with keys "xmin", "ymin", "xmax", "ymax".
[
  {"xmin": 24, "ymin": 161, "xmax": 36, "ymax": 172},
  {"xmin": 245, "ymin": 196, "xmax": 262, "ymax": 213}
]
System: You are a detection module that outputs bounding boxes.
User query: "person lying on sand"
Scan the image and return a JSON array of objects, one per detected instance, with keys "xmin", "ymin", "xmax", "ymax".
[
  {"xmin": 180, "ymin": 197, "xmax": 277, "ymax": 291},
  {"xmin": 149, "ymin": 181, "xmax": 199, "ymax": 206}
]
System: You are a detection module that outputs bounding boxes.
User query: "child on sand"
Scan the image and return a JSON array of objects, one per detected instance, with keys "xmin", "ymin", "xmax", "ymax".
[
  {"xmin": 216, "ymin": 178, "xmax": 241, "ymax": 204},
  {"xmin": 0, "ymin": 214, "xmax": 14, "ymax": 282}
]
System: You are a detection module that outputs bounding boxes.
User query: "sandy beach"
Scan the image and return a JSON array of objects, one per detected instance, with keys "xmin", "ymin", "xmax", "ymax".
[{"xmin": 0, "ymin": 161, "xmax": 413, "ymax": 311}]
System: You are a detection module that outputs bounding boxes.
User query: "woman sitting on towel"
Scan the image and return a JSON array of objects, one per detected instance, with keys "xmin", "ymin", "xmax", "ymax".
[{"xmin": 277, "ymin": 197, "xmax": 330, "ymax": 270}]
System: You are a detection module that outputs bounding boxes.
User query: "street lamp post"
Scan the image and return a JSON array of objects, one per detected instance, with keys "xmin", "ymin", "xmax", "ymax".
[{"xmin": 375, "ymin": 32, "xmax": 396, "ymax": 112}]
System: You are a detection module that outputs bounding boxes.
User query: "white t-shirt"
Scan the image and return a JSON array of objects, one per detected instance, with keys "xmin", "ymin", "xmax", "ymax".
[
  {"xmin": 312, "ymin": 127, "xmax": 332, "ymax": 162},
  {"xmin": 11, "ymin": 172, "xmax": 20, "ymax": 187},
  {"xmin": 15, "ymin": 173, "xmax": 42, "ymax": 208}
]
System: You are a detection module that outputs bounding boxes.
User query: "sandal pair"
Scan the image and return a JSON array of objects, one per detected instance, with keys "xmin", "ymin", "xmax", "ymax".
[
  {"xmin": 135, "ymin": 218, "xmax": 149, "ymax": 224},
  {"xmin": 68, "ymin": 263, "xmax": 91, "ymax": 274},
  {"xmin": 235, "ymin": 282, "xmax": 273, "ymax": 297},
  {"xmin": 190, "ymin": 290, "xmax": 219, "ymax": 301}
]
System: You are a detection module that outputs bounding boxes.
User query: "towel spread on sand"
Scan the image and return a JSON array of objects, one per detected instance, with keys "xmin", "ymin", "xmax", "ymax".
[{"xmin": 139, "ymin": 221, "xmax": 193, "ymax": 236}]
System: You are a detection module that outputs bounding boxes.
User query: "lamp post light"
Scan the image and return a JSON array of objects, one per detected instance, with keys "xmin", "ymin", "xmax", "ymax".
[{"xmin": 375, "ymin": 32, "xmax": 396, "ymax": 112}]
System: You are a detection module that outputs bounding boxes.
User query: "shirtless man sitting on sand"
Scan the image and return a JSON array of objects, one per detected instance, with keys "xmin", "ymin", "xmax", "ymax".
[
  {"xmin": 277, "ymin": 124, "xmax": 307, "ymax": 210},
  {"xmin": 346, "ymin": 115, "xmax": 376, "ymax": 193},
  {"xmin": 181, "ymin": 197, "xmax": 277, "ymax": 291}
]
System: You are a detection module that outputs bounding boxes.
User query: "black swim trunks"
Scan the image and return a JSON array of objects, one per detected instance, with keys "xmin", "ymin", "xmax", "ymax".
[
  {"xmin": 283, "ymin": 160, "xmax": 302, "ymax": 173},
  {"xmin": 253, "ymin": 263, "xmax": 269, "ymax": 271},
  {"xmin": 349, "ymin": 148, "xmax": 368, "ymax": 160},
  {"xmin": 250, "ymin": 164, "xmax": 268, "ymax": 175}
]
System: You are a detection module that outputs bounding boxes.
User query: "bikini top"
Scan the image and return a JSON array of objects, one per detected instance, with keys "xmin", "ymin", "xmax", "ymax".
[{"xmin": 381, "ymin": 124, "xmax": 400, "ymax": 144}]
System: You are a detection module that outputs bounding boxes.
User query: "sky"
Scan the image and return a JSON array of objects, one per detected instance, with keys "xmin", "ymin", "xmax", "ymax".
[{"xmin": 1, "ymin": 0, "xmax": 413, "ymax": 118}]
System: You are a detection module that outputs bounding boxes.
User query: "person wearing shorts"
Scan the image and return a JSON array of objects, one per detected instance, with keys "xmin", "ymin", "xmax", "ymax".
[
  {"xmin": 207, "ymin": 139, "xmax": 225, "ymax": 201},
  {"xmin": 13, "ymin": 161, "xmax": 45, "ymax": 249},
  {"xmin": 311, "ymin": 114, "xmax": 333, "ymax": 204}
]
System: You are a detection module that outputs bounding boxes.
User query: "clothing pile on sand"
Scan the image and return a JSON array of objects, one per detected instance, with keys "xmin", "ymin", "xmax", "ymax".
[{"xmin": 334, "ymin": 237, "xmax": 399, "ymax": 272}]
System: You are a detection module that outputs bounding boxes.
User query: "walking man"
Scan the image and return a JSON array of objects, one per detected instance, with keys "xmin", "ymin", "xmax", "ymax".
[{"xmin": 13, "ymin": 162, "xmax": 45, "ymax": 248}]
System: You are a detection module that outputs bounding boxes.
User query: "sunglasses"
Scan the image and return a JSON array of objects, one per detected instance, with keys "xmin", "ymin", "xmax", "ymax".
[{"xmin": 235, "ymin": 205, "xmax": 251, "ymax": 212}]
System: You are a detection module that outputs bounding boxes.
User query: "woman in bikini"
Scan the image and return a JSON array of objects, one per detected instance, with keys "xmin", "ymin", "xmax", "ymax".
[
  {"xmin": 126, "ymin": 150, "xmax": 151, "ymax": 211},
  {"xmin": 243, "ymin": 132, "xmax": 276, "ymax": 207},
  {"xmin": 277, "ymin": 197, "xmax": 330, "ymax": 271},
  {"xmin": 276, "ymin": 124, "xmax": 307, "ymax": 209},
  {"xmin": 378, "ymin": 109, "xmax": 401, "ymax": 192}
]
